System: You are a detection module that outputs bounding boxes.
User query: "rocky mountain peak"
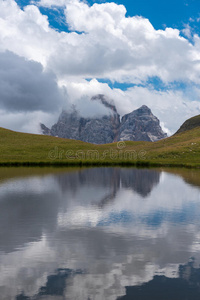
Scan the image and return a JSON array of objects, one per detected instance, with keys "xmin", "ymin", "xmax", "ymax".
[
  {"xmin": 134, "ymin": 105, "xmax": 151, "ymax": 114},
  {"xmin": 119, "ymin": 105, "xmax": 167, "ymax": 142},
  {"xmin": 41, "ymin": 95, "xmax": 120, "ymax": 144},
  {"xmin": 40, "ymin": 96, "xmax": 167, "ymax": 144}
]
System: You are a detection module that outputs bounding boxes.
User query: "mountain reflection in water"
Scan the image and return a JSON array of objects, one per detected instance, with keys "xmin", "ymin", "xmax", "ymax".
[
  {"xmin": 15, "ymin": 260, "xmax": 200, "ymax": 300},
  {"xmin": 0, "ymin": 167, "xmax": 200, "ymax": 300},
  {"xmin": 118, "ymin": 259, "xmax": 200, "ymax": 300},
  {"xmin": 56, "ymin": 167, "xmax": 160, "ymax": 198}
]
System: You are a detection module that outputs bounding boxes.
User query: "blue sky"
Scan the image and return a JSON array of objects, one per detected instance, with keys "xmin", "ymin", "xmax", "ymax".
[
  {"xmin": 15, "ymin": 0, "xmax": 200, "ymax": 91},
  {"xmin": 90, "ymin": 0, "xmax": 200, "ymax": 30},
  {"xmin": 17, "ymin": 0, "xmax": 200, "ymax": 34},
  {"xmin": 1, "ymin": 0, "xmax": 200, "ymax": 134},
  {"xmin": 126, "ymin": 0, "xmax": 199, "ymax": 29}
]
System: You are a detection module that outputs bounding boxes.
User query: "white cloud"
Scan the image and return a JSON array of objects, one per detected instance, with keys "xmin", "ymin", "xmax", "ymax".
[
  {"xmin": 61, "ymin": 78, "xmax": 200, "ymax": 133},
  {"xmin": 0, "ymin": 109, "xmax": 58, "ymax": 133},
  {"xmin": 182, "ymin": 24, "xmax": 192, "ymax": 39},
  {"xmin": 0, "ymin": 1, "xmax": 53, "ymax": 64},
  {"xmin": 65, "ymin": 1, "xmax": 127, "ymax": 32},
  {"xmin": 46, "ymin": 0, "xmax": 200, "ymax": 83},
  {"xmin": 37, "ymin": 0, "xmax": 69, "ymax": 7},
  {"xmin": 0, "ymin": 0, "xmax": 200, "ymax": 133},
  {"xmin": 1, "ymin": 0, "xmax": 200, "ymax": 83},
  {"xmin": 1, "ymin": 169, "xmax": 200, "ymax": 299}
]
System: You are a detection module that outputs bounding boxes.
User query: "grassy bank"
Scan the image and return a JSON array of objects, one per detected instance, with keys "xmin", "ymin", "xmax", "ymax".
[{"xmin": 1, "ymin": 126, "xmax": 200, "ymax": 168}]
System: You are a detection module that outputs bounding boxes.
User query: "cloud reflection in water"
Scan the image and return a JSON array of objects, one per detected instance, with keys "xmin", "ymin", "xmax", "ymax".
[{"xmin": 0, "ymin": 167, "xmax": 200, "ymax": 299}]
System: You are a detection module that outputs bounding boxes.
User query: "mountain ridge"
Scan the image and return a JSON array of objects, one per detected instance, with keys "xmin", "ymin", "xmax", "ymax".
[
  {"xmin": 175, "ymin": 114, "xmax": 200, "ymax": 135},
  {"xmin": 41, "ymin": 95, "xmax": 167, "ymax": 144}
]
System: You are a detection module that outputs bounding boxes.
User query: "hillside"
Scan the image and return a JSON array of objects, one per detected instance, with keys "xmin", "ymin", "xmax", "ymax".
[
  {"xmin": 0, "ymin": 126, "xmax": 200, "ymax": 167},
  {"xmin": 175, "ymin": 115, "xmax": 200, "ymax": 135}
]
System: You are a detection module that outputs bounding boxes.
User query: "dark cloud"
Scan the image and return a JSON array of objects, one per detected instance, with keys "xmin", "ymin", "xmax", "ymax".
[{"xmin": 0, "ymin": 51, "xmax": 65, "ymax": 112}]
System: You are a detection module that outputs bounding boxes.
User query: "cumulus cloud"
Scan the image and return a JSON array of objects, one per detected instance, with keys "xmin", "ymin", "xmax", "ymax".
[
  {"xmin": 0, "ymin": 52, "xmax": 64, "ymax": 112},
  {"xmin": 0, "ymin": 1, "xmax": 53, "ymax": 65},
  {"xmin": 37, "ymin": 0, "xmax": 68, "ymax": 7},
  {"xmin": 39, "ymin": 0, "xmax": 200, "ymax": 84},
  {"xmin": 0, "ymin": 51, "xmax": 66, "ymax": 133},
  {"xmin": 1, "ymin": 0, "xmax": 200, "ymax": 83},
  {"xmin": 0, "ymin": 51, "xmax": 65, "ymax": 112},
  {"xmin": 61, "ymin": 78, "xmax": 200, "ymax": 133},
  {"xmin": 1, "ymin": 0, "xmax": 200, "ymax": 133},
  {"xmin": 75, "ymin": 95, "xmax": 114, "ymax": 117}
]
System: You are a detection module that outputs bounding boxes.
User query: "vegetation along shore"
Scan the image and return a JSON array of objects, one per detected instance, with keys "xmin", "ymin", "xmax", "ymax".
[{"xmin": 1, "ymin": 124, "xmax": 200, "ymax": 168}]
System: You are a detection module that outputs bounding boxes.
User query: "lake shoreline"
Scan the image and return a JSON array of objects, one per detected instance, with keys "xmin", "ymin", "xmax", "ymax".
[{"xmin": 0, "ymin": 160, "xmax": 199, "ymax": 169}]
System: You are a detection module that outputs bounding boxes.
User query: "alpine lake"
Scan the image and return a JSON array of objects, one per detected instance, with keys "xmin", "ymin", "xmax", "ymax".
[{"xmin": 1, "ymin": 166, "xmax": 200, "ymax": 300}]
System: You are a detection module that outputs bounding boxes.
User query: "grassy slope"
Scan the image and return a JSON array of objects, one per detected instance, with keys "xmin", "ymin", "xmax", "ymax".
[
  {"xmin": 1, "ymin": 127, "xmax": 200, "ymax": 167},
  {"xmin": 175, "ymin": 115, "xmax": 200, "ymax": 134}
]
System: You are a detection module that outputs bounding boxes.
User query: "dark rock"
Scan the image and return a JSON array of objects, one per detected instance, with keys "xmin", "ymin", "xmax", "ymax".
[
  {"xmin": 40, "ymin": 123, "xmax": 51, "ymax": 135},
  {"xmin": 50, "ymin": 107, "xmax": 80, "ymax": 139},
  {"xmin": 41, "ymin": 95, "xmax": 120, "ymax": 144},
  {"xmin": 40, "ymin": 97, "xmax": 167, "ymax": 144},
  {"xmin": 118, "ymin": 105, "xmax": 167, "ymax": 142}
]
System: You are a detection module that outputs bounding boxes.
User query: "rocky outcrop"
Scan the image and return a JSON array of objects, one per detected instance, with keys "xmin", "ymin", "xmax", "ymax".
[
  {"xmin": 50, "ymin": 108, "xmax": 81, "ymax": 140},
  {"xmin": 118, "ymin": 105, "xmax": 167, "ymax": 142},
  {"xmin": 40, "ymin": 123, "xmax": 51, "ymax": 135},
  {"xmin": 41, "ymin": 95, "xmax": 167, "ymax": 144},
  {"xmin": 41, "ymin": 95, "xmax": 120, "ymax": 144}
]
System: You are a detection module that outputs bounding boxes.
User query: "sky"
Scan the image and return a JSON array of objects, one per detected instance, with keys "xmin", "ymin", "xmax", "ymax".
[{"xmin": 1, "ymin": 0, "xmax": 200, "ymax": 134}]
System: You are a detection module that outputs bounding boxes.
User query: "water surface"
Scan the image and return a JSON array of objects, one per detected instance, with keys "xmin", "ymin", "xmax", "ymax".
[{"xmin": 0, "ymin": 167, "xmax": 200, "ymax": 300}]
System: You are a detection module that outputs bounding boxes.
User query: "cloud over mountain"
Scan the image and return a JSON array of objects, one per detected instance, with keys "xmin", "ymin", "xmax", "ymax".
[{"xmin": 0, "ymin": 0, "xmax": 200, "ymax": 133}]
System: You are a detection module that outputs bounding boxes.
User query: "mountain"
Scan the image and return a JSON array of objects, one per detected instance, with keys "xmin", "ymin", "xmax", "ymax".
[
  {"xmin": 42, "ymin": 95, "xmax": 120, "ymax": 144},
  {"xmin": 175, "ymin": 115, "xmax": 200, "ymax": 135},
  {"xmin": 40, "ymin": 95, "xmax": 167, "ymax": 144},
  {"xmin": 119, "ymin": 105, "xmax": 167, "ymax": 142}
]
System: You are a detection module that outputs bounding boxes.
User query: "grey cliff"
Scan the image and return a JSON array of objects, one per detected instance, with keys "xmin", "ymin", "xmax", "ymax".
[
  {"xmin": 40, "ymin": 95, "xmax": 167, "ymax": 144},
  {"xmin": 119, "ymin": 105, "xmax": 167, "ymax": 142}
]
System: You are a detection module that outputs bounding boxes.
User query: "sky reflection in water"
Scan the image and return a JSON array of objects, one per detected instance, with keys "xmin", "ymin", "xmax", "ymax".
[{"xmin": 0, "ymin": 167, "xmax": 200, "ymax": 300}]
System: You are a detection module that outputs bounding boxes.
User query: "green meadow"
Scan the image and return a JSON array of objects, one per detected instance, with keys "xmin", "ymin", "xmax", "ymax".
[{"xmin": 1, "ymin": 126, "xmax": 200, "ymax": 168}]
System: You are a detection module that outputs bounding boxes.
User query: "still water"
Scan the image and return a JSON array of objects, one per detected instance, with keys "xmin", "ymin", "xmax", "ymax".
[{"xmin": 1, "ymin": 167, "xmax": 200, "ymax": 300}]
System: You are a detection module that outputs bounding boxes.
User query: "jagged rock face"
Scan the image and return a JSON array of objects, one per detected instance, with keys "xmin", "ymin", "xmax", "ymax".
[
  {"xmin": 50, "ymin": 109, "xmax": 80, "ymax": 139},
  {"xmin": 83, "ymin": 95, "xmax": 120, "ymax": 143},
  {"xmin": 79, "ymin": 115, "xmax": 119, "ymax": 144},
  {"xmin": 40, "ymin": 123, "xmax": 51, "ymax": 135},
  {"xmin": 118, "ymin": 105, "xmax": 167, "ymax": 142},
  {"xmin": 41, "ymin": 95, "xmax": 120, "ymax": 144},
  {"xmin": 40, "ymin": 97, "xmax": 167, "ymax": 144}
]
